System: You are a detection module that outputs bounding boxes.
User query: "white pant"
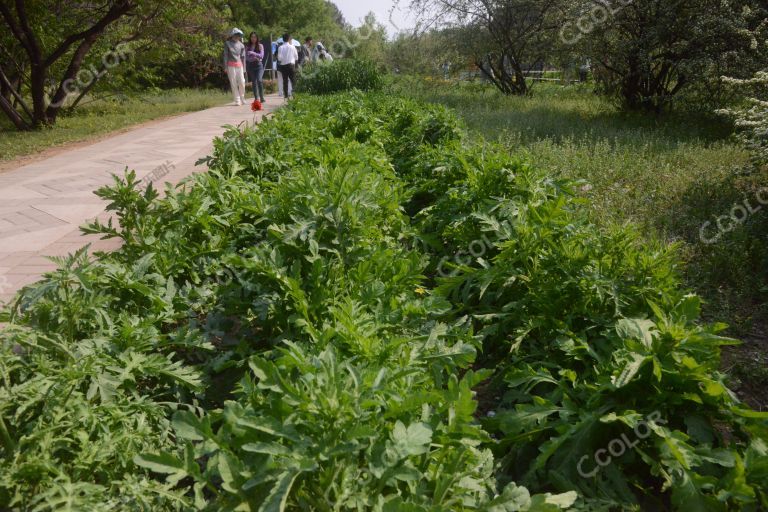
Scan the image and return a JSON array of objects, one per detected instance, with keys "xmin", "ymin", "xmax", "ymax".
[
  {"xmin": 276, "ymin": 71, "xmax": 293, "ymax": 97},
  {"xmin": 227, "ymin": 65, "xmax": 246, "ymax": 103}
]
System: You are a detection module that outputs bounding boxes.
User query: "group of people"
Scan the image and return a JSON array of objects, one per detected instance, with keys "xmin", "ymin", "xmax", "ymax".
[{"xmin": 222, "ymin": 28, "xmax": 333, "ymax": 106}]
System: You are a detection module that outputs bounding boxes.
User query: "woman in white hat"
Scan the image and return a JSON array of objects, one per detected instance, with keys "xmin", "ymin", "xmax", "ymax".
[{"xmin": 223, "ymin": 28, "xmax": 247, "ymax": 105}]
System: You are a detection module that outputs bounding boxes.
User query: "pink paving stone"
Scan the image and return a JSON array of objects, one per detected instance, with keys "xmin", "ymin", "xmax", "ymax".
[
  {"xmin": 0, "ymin": 227, "xmax": 28, "ymax": 238},
  {"xmin": 0, "ymin": 97, "xmax": 280, "ymax": 303},
  {"xmin": 42, "ymin": 242, "xmax": 97, "ymax": 256},
  {"xmin": 5, "ymin": 273, "xmax": 56, "ymax": 290},
  {"xmin": 1, "ymin": 273, "xmax": 44, "ymax": 288},
  {"xmin": 3, "ymin": 213, "xmax": 33, "ymax": 226},
  {"xmin": 12, "ymin": 254, "xmax": 58, "ymax": 267},
  {"xmin": 0, "ymin": 225, "xmax": 79, "ymax": 251},
  {"xmin": 0, "ymin": 252, "xmax": 36, "ymax": 266}
]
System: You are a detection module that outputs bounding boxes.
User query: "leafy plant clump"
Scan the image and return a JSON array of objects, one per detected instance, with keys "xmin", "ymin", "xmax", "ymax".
[
  {"xmin": 296, "ymin": 59, "xmax": 384, "ymax": 95},
  {"xmin": 1, "ymin": 92, "xmax": 766, "ymax": 511},
  {"xmin": 718, "ymin": 71, "xmax": 768, "ymax": 168}
]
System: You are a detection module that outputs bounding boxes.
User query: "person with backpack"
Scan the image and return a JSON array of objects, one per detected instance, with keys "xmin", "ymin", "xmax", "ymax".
[
  {"xmin": 315, "ymin": 42, "xmax": 333, "ymax": 63},
  {"xmin": 299, "ymin": 37, "xmax": 313, "ymax": 68},
  {"xmin": 277, "ymin": 33, "xmax": 298, "ymax": 100},
  {"xmin": 223, "ymin": 28, "xmax": 246, "ymax": 106},
  {"xmin": 245, "ymin": 33, "xmax": 266, "ymax": 103}
]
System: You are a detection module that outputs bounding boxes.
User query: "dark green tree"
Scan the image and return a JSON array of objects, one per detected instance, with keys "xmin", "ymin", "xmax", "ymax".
[
  {"xmin": 577, "ymin": 0, "xmax": 768, "ymax": 111},
  {"xmin": 0, "ymin": 0, "xmax": 227, "ymax": 130},
  {"xmin": 225, "ymin": 0, "xmax": 346, "ymax": 42}
]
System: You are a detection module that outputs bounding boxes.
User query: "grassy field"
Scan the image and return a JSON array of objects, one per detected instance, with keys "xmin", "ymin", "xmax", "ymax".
[
  {"xmin": 399, "ymin": 78, "xmax": 768, "ymax": 407},
  {"xmin": 0, "ymin": 89, "xmax": 231, "ymax": 163}
]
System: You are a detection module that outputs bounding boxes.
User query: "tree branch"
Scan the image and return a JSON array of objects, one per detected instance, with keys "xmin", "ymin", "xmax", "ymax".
[
  {"xmin": 0, "ymin": 2, "xmax": 31, "ymax": 56},
  {"xmin": 0, "ymin": 91, "xmax": 30, "ymax": 130},
  {"xmin": 44, "ymin": 1, "xmax": 136, "ymax": 69},
  {"xmin": 0, "ymin": 64, "xmax": 32, "ymax": 120},
  {"xmin": 14, "ymin": 0, "xmax": 42, "ymax": 62},
  {"xmin": 46, "ymin": 3, "xmax": 139, "ymax": 117}
]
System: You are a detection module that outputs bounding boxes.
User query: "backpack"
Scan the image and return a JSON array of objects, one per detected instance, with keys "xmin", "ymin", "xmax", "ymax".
[{"xmin": 298, "ymin": 45, "xmax": 309, "ymax": 66}]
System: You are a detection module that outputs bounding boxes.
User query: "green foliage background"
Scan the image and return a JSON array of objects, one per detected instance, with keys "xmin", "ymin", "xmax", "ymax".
[
  {"xmin": 296, "ymin": 60, "xmax": 385, "ymax": 94},
  {"xmin": 2, "ymin": 91, "xmax": 766, "ymax": 510}
]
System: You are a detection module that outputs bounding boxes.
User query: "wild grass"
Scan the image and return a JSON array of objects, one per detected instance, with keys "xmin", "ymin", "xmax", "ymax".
[
  {"xmin": 0, "ymin": 89, "xmax": 231, "ymax": 163},
  {"xmin": 398, "ymin": 78, "xmax": 766, "ymax": 333}
]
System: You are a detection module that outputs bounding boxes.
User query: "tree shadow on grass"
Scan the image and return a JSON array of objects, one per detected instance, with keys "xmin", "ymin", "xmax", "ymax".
[
  {"xmin": 471, "ymin": 104, "xmax": 733, "ymax": 148},
  {"xmin": 421, "ymin": 86, "xmax": 734, "ymax": 148},
  {"xmin": 649, "ymin": 161, "xmax": 768, "ymax": 410},
  {"xmin": 664, "ymin": 166, "xmax": 768, "ymax": 329}
]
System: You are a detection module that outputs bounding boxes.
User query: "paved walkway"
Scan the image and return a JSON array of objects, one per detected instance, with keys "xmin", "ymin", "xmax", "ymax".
[{"xmin": 0, "ymin": 96, "xmax": 280, "ymax": 305}]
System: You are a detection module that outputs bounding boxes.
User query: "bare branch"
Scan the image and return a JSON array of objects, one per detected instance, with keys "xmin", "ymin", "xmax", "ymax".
[{"xmin": 0, "ymin": 64, "xmax": 32, "ymax": 120}]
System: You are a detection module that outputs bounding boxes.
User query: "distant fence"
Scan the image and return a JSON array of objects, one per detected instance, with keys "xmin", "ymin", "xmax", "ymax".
[
  {"xmin": 524, "ymin": 70, "xmax": 581, "ymax": 84},
  {"xmin": 458, "ymin": 69, "xmax": 583, "ymax": 85}
]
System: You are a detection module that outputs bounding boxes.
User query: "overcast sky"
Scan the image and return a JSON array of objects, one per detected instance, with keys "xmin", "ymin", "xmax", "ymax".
[{"xmin": 334, "ymin": 0, "xmax": 415, "ymax": 35}]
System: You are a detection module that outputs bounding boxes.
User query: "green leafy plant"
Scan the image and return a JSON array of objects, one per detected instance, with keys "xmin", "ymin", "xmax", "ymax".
[
  {"xmin": 1, "ymin": 91, "xmax": 765, "ymax": 511},
  {"xmin": 296, "ymin": 60, "xmax": 384, "ymax": 95}
]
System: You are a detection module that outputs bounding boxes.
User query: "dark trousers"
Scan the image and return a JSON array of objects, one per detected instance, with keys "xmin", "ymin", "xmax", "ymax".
[
  {"xmin": 278, "ymin": 63, "xmax": 296, "ymax": 98},
  {"xmin": 246, "ymin": 61, "xmax": 265, "ymax": 101}
]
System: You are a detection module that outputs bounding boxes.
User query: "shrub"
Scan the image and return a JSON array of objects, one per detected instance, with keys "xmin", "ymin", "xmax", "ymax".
[
  {"xmin": 718, "ymin": 71, "xmax": 768, "ymax": 168},
  {"xmin": 296, "ymin": 59, "xmax": 384, "ymax": 94},
  {"xmin": 1, "ymin": 92, "xmax": 766, "ymax": 511}
]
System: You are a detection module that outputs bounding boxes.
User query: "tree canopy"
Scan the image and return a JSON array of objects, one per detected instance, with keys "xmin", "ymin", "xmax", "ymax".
[
  {"xmin": 225, "ymin": 0, "xmax": 346, "ymax": 42},
  {"xmin": 578, "ymin": 0, "xmax": 768, "ymax": 111},
  {"xmin": 0, "ymin": 0, "xmax": 231, "ymax": 129},
  {"xmin": 408, "ymin": 0, "xmax": 768, "ymax": 109},
  {"xmin": 0, "ymin": 0, "xmax": 350, "ymax": 130}
]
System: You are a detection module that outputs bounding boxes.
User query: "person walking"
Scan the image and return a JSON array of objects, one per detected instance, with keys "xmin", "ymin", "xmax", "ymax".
[
  {"xmin": 273, "ymin": 38, "xmax": 292, "ymax": 98},
  {"xmin": 223, "ymin": 28, "xmax": 246, "ymax": 106},
  {"xmin": 245, "ymin": 33, "xmax": 266, "ymax": 103},
  {"xmin": 315, "ymin": 42, "xmax": 333, "ymax": 63},
  {"xmin": 277, "ymin": 33, "xmax": 298, "ymax": 100},
  {"xmin": 579, "ymin": 59, "xmax": 591, "ymax": 83},
  {"xmin": 300, "ymin": 37, "xmax": 313, "ymax": 67}
]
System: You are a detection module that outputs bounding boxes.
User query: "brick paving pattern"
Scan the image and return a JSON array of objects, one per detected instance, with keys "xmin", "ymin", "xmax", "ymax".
[{"xmin": 0, "ymin": 97, "xmax": 279, "ymax": 306}]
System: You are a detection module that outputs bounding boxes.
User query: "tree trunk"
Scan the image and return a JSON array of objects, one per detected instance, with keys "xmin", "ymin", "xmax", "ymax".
[
  {"xmin": 45, "ymin": 36, "xmax": 101, "ymax": 124},
  {"xmin": 68, "ymin": 65, "xmax": 104, "ymax": 111},
  {"xmin": 29, "ymin": 63, "xmax": 50, "ymax": 126},
  {"xmin": 621, "ymin": 53, "xmax": 644, "ymax": 111},
  {"xmin": 0, "ymin": 66, "xmax": 32, "ymax": 120},
  {"xmin": 0, "ymin": 93, "xmax": 30, "ymax": 130},
  {"xmin": 0, "ymin": 0, "xmax": 135, "ymax": 130},
  {"xmin": 477, "ymin": 53, "xmax": 528, "ymax": 96}
]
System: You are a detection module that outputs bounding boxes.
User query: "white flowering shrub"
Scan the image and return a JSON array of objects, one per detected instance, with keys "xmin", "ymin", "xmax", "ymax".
[{"xmin": 719, "ymin": 71, "xmax": 768, "ymax": 167}]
